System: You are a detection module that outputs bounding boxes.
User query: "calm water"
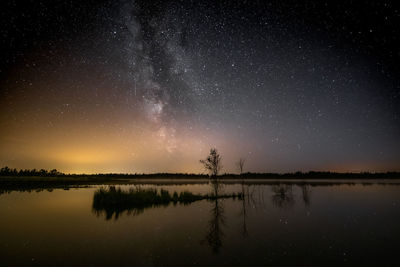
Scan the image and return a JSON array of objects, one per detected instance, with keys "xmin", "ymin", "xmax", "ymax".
[{"xmin": 0, "ymin": 180, "xmax": 399, "ymax": 266}]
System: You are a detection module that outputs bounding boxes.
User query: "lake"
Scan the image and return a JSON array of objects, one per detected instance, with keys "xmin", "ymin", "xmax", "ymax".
[{"xmin": 0, "ymin": 180, "xmax": 399, "ymax": 266}]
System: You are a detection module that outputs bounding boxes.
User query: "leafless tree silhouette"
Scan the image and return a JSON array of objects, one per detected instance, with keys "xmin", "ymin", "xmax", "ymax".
[
  {"xmin": 200, "ymin": 148, "xmax": 222, "ymax": 177},
  {"xmin": 236, "ymin": 158, "xmax": 245, "ymax": 175}
]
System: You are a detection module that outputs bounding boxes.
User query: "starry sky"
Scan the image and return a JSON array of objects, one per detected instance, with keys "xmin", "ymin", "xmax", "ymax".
[{"xmin": 0, "ymin": 0, "xmax": 399, "ymax": 174}]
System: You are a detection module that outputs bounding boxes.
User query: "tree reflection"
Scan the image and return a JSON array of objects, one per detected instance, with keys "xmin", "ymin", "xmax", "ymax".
[
  {"xmin": 240, "ymin": 182, "xmax": 248, "ymax": 237},
  {"xmin": 210, "ymin": 179, "xmax": 222, "ymax": 196},
  {"xmin": 271, "ymin": 184, "xmax": 294, "ymax": 209},
  {"xmin": 204, "ymin": 179, "xmax": 225, "ymax": 254},
  {"xmin": 92, "ymin": 184, "xmax": 241, "ymax": 221},
  {"xmin": 205, "ymin": 198, "xmax": 225, "ymax": 254},
  {"xmin": 301, "ymin": 184, "xmax": 311, "ymax": 207}
]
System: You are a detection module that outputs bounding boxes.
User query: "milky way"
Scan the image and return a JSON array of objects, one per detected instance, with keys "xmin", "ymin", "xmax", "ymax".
[{"xmin": 0, "ymin": 0, "xmax": 399, "ymax": 173}]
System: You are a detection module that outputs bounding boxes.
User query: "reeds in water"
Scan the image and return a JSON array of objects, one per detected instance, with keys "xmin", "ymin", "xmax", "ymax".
[{"xmin": 92, "ymin": 186, "xmax": 242, "ymax": 220}]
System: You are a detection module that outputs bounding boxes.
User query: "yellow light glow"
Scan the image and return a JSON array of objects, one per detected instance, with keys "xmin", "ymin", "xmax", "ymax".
[{"xmin": 55, "ymin": 150, "xmax": 116, "ymax": 165}]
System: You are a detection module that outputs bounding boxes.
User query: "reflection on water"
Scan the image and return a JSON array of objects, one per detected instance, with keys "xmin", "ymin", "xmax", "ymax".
[
  {"xmin": 204, "ymin": 179, "xmax": 225, "ymax": 254},
  {"xmin": 240, "ymin": 183, "xmax": 248, "ymax": 237},
  {"xmin": 1, "ymin": 180, "xmax": 400, "ymax": 266},
  {"xmin": 271, "ymin": 184, "xmax": 295, "ymax": 208},
  {"xmin": 205, "ymin": 198, "xmax": 225, "ymax": 254},
  {"xmin": 92, "ymin": 192, "xmax": 169, "ymax": 221},
  {"xmin": 92, "ymin": 186, "xmax": 170, "ymax": 220},
  {"xmin": 91, "ymin": 183, "xmax": 242, "ymax": 221},
  {"xmin": 301, "ymin": 184, "xmax": 311, "ymax": 207}
]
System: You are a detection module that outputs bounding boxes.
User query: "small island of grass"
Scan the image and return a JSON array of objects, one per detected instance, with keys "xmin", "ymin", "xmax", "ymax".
[{"xmin": 92, "ymin": 186, "xmax": 242, "ymax": 220}]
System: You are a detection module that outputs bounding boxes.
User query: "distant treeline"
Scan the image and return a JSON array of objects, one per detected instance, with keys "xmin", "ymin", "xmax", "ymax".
[
  {"xmin": 230, "ymin": 171, "xmax": 400, "ymax": 179},
  {"xmin": 1, "ymin": 166, "xmax": 400, "ymax": 179},
  {"xmin": 0, "ymin": 167, "xmax": 62, "ymax": 177}
]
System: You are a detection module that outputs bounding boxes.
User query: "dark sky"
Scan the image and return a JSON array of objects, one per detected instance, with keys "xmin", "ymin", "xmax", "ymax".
[{"xmin": 0, "ymin": 0, "xmax": 399, "ymax": 173}]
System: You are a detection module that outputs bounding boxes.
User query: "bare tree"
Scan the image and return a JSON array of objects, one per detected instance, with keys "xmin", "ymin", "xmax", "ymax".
[
  {"xmin": 200, "ymin": 148, "xmax": 222, "ymax": 177},
  {"xmin": 236, "ymin": 158, "xmax": 245, "ymax": 175}
]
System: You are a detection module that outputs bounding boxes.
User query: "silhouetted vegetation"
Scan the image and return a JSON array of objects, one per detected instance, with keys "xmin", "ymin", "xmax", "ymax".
[
  {"xmin": 92, "ymin": 186, "xmax": 242, "ymax": 220},
  {"xmin": 229, "ymin": 171, "xmax": 400, "ymax": 179},
  {"xmin": 0, "ymin": 167, "xmax": 62, "ymax": 177},
  {"xmin": 236, "ymin": 158, "xmax": 246, "ymax": 175},
  {"xmin": 200, "ymin": 148, "xmax": 223, "ymax": 177},
  {"xmin": 1, "ymin": 166, "xmax": 399, "ymax": 180},
  {"xmin": 1, "ymin": 166, "xmax": 400, "ymax": 180}
]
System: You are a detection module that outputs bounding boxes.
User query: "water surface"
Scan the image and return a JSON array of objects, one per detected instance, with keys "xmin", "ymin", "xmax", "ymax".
[{"xmin": 0, "ymin": 180, "xmax": 399, "ymax": 266}]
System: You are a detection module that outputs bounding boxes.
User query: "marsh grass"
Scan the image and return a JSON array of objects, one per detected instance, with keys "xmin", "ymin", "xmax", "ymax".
[{"xmin": 92, "ymin": 186, "xmax": 242, "ymax": 220}]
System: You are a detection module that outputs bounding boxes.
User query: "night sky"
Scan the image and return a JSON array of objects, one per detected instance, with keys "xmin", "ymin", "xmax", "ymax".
[{"xmin": 0, "ymin": 0, "xmax": 399, "ymax": 173}]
